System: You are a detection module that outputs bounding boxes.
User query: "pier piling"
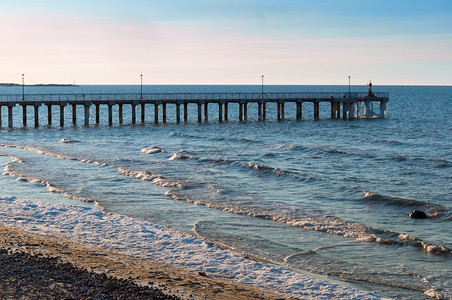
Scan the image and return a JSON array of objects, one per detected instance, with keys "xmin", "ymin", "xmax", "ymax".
[
  {"xmin": 34, "ymin": 105, "xmax": 40, "ymax": 127},
  {"xmin": 8, "ymin": 105, "xmax": 13, "ymax": 128},
  {"xmin": 176, "ymin": 103, "xmax": 181, "ymax": 123},
  {"xmin": 131, "ymin": 104, "xmax": 136, "ymax": 124},
  {"xmin": 141, "ymin": 103, "xmax": 146, "ymax": 124},
  {"xmin": 47, "ymin": 105, "xmax": 52, "ymax": 125},
  {"xmin": 154, "ymin": 103, "xmax": 159, "ymax": 124},
  {"xmin": 59, "ymin": 105, "xmax": 65, "ymax": 127},
  {"xmin": 22, "ymin": 105, "xmax": 27, "ymax": 127},
  {"xmin": 204, "ymin": 103, "xmax": 208, "ymax": 122},
  {"xmin": 84, "ymin": 104, "xmax": 90, "ymax": 125},
  {"xmin": 162, "ymin": 103, "xmax": 167, "ymax": 123}
]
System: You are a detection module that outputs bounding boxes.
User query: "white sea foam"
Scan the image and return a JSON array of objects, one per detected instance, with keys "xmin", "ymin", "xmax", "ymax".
[
  {"xmin": 0, "ymin": 197, "xmax": 388, "ymax": 300},
  {"xmin": 118, "ymin": 167, "xmax": 185, "ymax": 188},
  {"xmin": 168, "ymin": 152, "xmax": 193, "ymax": 161},
  {"xmin": 141, "ymin": 146, "xmax": 164, "ymax": 154},
  {"xmin": 0, "ymin": 143, "xmax": 110, "ymax": 167},
  {"xmin": 59, "ymin": 138, "xmax": 80, "ymax": 143}
]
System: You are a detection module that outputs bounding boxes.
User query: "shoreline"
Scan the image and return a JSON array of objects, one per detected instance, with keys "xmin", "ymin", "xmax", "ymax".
[
  {"xmin": 0, "ymin": 224, "xmax": 284, "ymax": 299},
  {"xmin": 0, "ymin": 196, "xmax": 390, "ymax": 299}
]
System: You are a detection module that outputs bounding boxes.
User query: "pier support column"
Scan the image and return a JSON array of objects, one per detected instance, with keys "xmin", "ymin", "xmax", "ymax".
[
  {"xmin": 296, "ymin": 102, "xmax": 303, "ymax": 120},
  {"xmin": 204, "ymin": 103, "xmax": 208, "ymax": 122},
  {"xmin": 176, "ymin": 103, "xmax": 181, "ymax": 123},
  {"xmin": 118, "ymin": 104, "xmax": 123, "ymax": 124},
  {"xmin": 72, "ymin": 104, "xmax": 77, "ymax": 125},
  {"xmin": 8, "ymin": 105, "xmax": 13, "ymax": 128},
  {"xmin": 59, "ymin": 105, "xmax": 65, "ymax": 127},
  {"xmin": 34, "ymin": 105, "xmax": 39, "ymax": 127},
  {"xmin": 154, "ymin": 104, "xmax": 159, "ymax": 124},
  {"xmin": 342, "ymin": 102, "xmax": 348, "ymax": 120},
  {"xmin": 197, "ymin": 103, "xmax": 202, "ymax": 122},
  {"xmin": 380, "ymin": 101, "xmax": 387, "ymax": 118},
  {"xmin": 95, "ymin": 104, "xmax": 100, "ymax": 125},
  {"xmin": 363, "ymin": 101, "xmax": 368, "ymax": 118},
  {"xmin": 218, "ymin": 103, "xmax": 223, "ymax": 122},
  {"xmin": 331, "ymin": 102, "xmax": 336, "ymax": 119},
  {"xmin": 22, "ymin": 105, "xmax": 27, "ymax": 127},
  {"xmin": 47, "ymin": 105, "xmax": 52, "ymax": 125},
  {"xmin": 184, "ymin": 103, "xmax": 188, "ymax": 122},
  {"xmin": 224, "ymin": 103, "xmax": 228, "ymax": 121},
  {"xmin": 243, "ymin": 103, "xmax": 248, "ymax": 121},
  {"xmin": 349, "ymin": 103, "xmax": 356, "ymax": 120},
  {"xmin": 131, "ymin": 104, "xmax": 137, "ymax": 124},
  {"xmin": 337, "ymin": 103, "xmax": 341, "ymax": 119},
  {"xmin": 162, "ymin": 103, "xmax": 167, "ymax": 123},
  {"xmin": 262, "ymin": 102, "xmax": 266, "ymax": 121},
  {"xmin": 141, "ymin": 103, "xmax": 146, "ymax": 123},
  {"xmin": 84, "ymin": 104, "xmax": 90, "ymax": 125},
  {"xmin": 277, "ymin": 103, "xmax": 281, "ymax": 121},
  {"xmin": 258, "ymin": 103, "xmax": 262, "ymax": 121},
  {"xmin": 0, "ymin": 106, "xmax": 2, "ymax": 127},
  {"xmin": 239, "ymin": 103, "xmax": 243, "ymax": 121},
  {"xmin": 280, "ymin": 102, "xmax": 285, "ymax": 120},
  {"xmin": 108, "ymin": 104, "xmax": 113, "ymax": 126},
  {"xmin": 314, "ymin": 102, "xmax": 320, "ymax": 120}
]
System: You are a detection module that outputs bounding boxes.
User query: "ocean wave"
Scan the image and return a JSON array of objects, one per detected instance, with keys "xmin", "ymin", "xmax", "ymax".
[
  {"xmin": 247, "ymin": 162, "xmax": 297, "ymax": 177},
  {"xmin": 64, "ymin": 193, "xmax": 96, "ymax": 203},
  {"xmin": 0, "ymin": 143, "xmax": 110, "ymax": 167},
  {"xmin": 362, "ymin": 192, "xmax": 447, "ymax": 219},
  {"xmin": 141, "ymin": 146, "xmax": 164, "ymax": 154},
  {"xmin": 168, "ymin": 152, "xmax": 195, "ymax": 161},
  {"xmin": 58, "ymin": 138, "xmax": 80, "ymax": 143},
  {"xmin": 390, "ymin": 155, "xmax": 407, "ymax": 161},
  {"xmin": 164, "ymin": 189, "xmax": 451, "ymax": 257},
  {"xmin": 0, "ymin": 153, "xmax": 24, "ymax": 164},
  {"xmin": 375, "ymin": 139, "xmax": 404, "ymax": 146},
  {"xmin": 3, "ymin": 162, "xmax": 67, "ymax": 195},
  {"xmin": 169, "ymin": 132, "xmax": 197, "ymax": 138},
  {"xmin": 118, "ymin": 167, "xmax": 185, "ymax": 188}
]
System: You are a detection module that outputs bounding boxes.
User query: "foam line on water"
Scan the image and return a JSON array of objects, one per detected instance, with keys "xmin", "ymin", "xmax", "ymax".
[{"xmin": 165, "ymin": 190, "xmax": 452, "ymax": 256}]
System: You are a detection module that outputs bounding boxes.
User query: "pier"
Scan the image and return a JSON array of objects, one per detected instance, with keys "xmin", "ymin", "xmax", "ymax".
[{"xmin": 0, "ymin": 92, "xmax": 388, "ymax": 127}]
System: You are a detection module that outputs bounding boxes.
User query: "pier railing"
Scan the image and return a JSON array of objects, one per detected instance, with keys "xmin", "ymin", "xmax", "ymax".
[{"xmin": 0, "ymin": 92, "xmax": 389, "ymax": 102}]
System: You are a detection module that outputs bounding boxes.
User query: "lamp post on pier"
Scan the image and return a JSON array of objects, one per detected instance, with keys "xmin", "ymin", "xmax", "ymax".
[
  {"xmin": 348, "ymin": 75, "xmax": 351, "ymax": 98},
  {"xmin": 22, "ymin": 74, "xmax": 25, "ymax": 101},
  {"xmin": 261, "ymin": 75, "xmax": 264, "ymax": 98},
  {"xmin": 140, "ymin": 74, "xmax": 143, "ymax": 100}
]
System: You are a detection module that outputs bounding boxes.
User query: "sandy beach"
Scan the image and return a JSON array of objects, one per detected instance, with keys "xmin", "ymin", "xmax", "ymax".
[{"xmin": 0, "ymin": 224, "xmax": 285, "ymax": 299}]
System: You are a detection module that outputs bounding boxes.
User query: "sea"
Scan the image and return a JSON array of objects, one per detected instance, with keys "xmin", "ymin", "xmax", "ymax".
[{"xmin": 0, "ymin": 85, "xmax": 450, "ymax": 299}]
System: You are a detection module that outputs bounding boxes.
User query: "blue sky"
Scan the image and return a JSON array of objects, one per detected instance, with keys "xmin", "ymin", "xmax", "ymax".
[{"xmin": 1, "ymin": 0, "xmax": 451, "ymax": 85}]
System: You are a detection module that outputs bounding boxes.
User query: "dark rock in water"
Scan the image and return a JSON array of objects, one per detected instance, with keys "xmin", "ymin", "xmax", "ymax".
[{"xmin": 409, "ymin": 210, "xmax": 427, "ymax": 219}]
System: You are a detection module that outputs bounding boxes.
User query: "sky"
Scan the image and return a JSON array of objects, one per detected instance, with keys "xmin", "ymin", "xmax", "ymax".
[{"xmin": 1, "ymin": 0, "xmax": 452, "ymax": 85}]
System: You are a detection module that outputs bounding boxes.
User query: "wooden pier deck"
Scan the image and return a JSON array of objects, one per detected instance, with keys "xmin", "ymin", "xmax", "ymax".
[{"xmin": 0, "ymin": 92, "xmax": 388, "ymax": 127}]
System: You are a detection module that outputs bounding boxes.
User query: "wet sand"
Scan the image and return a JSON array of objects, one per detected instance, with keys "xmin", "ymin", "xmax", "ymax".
[{"xmin": 0, "ymin": 224, "xmax": 286, "ymax": 299}]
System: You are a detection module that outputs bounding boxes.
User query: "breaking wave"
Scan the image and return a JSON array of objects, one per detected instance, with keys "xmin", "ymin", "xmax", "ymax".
[
  {"xmin": 58, "ymin": 138, "xmax": 80, "ymax": 143},
  {"xmin": 168, "ymin": 152, "xmax": 196, "ymax": 161},
  {"xmin": 247, "ymin": 162, "xmax": 298, "ymax": 177},
  {"xmin": 362, "ymin": 192, "xmax": 448, "ymax": 219},
  {"xmin": 118, "ymin": 167, "xmax": 185, "ymax": 188},
  {"xmin": 141, "ymin": 146, "xmax": 164, "ymax": 154},
  {"xmin": 0, "ymin": 143, "xmax": 110, "ymax": 167},
  {"xmin": 0, "ymin": 153, "xmax": 25, "ymax": 164},
  {"xmin": 164, "ymin": 190, "xmax": 451, "ymax": 256}
]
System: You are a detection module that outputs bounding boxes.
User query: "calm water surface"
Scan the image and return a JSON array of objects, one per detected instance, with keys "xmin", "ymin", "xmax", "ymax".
[{"xmin": 0, "ymin": 85, "xmax": 451, "ymax": 299}]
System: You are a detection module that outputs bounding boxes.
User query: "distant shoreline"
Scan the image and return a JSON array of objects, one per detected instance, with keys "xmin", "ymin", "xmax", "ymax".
[{"xmin": 0, "ymin": 83, "xmax": 77, "ymax": 87}]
